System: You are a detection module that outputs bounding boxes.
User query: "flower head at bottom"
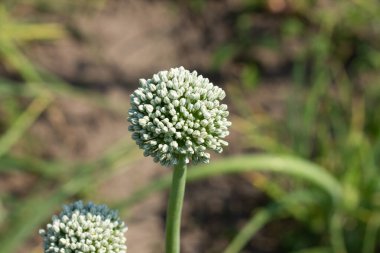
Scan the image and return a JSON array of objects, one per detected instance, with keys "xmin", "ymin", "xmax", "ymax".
[{"xmin": 39, "ymin": 201, "xmax": 127, "ymax": 253}]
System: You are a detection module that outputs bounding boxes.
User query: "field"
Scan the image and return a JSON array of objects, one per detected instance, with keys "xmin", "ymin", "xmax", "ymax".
[{"xmin": 1, "ymin": 1, "xmax": 380, "ymax": 253}]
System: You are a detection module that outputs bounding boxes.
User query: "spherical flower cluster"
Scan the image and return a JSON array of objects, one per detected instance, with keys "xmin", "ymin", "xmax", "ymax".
[
  {"xmin": 128, "ymin": 66, "xmax": 231, "ymax": 167},
  {"xmin": 39, "ymin": 201, "xmax": 127, "ymax": 253}
]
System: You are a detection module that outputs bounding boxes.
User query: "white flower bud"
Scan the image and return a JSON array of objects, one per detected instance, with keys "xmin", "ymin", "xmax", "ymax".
[{"xmin": 128, "ymin": 66, "xmax": 231, "ymax": 166}]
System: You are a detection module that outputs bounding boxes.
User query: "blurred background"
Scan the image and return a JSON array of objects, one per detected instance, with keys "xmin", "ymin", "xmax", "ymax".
[{"xmin": 1, "ymin": 0, "xmax": 380, "ymax": 252}]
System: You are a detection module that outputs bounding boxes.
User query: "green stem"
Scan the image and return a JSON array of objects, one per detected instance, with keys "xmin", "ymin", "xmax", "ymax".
[
  {"xmin": 361, "ymin": 213, "xmax": 380, "ymax": 253},
  {"xmin": 165, "ymin": 156, "xmax": 187, "ymax": 253},
  {"xmin": 330, "ymin": 211, "xmax": 347, "ymax": 253}
]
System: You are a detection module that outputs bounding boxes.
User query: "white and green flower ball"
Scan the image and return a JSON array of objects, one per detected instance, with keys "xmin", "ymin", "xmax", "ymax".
[
  {"xmin": 39, "ymin": 201, "xmax": 127, "ymax": 253},
  {"xmin": 128, "ymin": 66, "xmax": 231, "ymax": 167}
]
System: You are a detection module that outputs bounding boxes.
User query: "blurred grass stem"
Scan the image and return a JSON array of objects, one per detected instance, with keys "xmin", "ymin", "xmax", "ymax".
[
  {"xmin": 330, "ymin": 211, "xmax": 347, "ymax": 253},
  {"xmin": 224, "ymin": 206, "xmax": 280, "ymax": 253},
  {"xmin": 0, "ymin": 93, "xmax": 52, "ymax": 158},
  {"xmin": 115, "ymin": 154, "xmax": 343, "ymax": 211}
]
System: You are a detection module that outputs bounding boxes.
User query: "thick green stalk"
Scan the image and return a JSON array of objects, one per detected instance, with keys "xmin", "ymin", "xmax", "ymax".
[{"xmin": 165, "ymin": 156, "xmax": 187, "ymax": 253}]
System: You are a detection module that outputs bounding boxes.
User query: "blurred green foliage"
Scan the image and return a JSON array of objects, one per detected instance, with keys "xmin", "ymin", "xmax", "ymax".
[
  {"xmin": 1, "ymin": 0, "xmax": 380, "ymax": 253},
  {"xmin": 0, "ymin": 3, "xmax": 138, "ymax": 253},
  {"xmin": 204, "ymin": 0, "xmax": 380, "ymax": 252}
]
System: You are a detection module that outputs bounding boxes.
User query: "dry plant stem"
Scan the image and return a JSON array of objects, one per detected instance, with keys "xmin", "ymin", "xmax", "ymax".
[{"xmin": 165, "ymin": 156, "xmax": 187, "ymax": 253}]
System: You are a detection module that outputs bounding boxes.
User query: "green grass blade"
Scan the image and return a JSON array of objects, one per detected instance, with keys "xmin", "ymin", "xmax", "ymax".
[
  {"xmin": 189, "ymin": 155, "xmax": 342, "ymax": 201},
  {"xmin": 0, "ymin": 37, "xmax": 44, "ymax": 84},
  {"xmin": 114, "ymin": 154, "xmax": 342, "ymax": 210},
  {"xmin": 223, "ymin": 190, "xmax": 320, "ymax": 253},
  {"xmin": 361, "ymin": 213, "xmax": 380, "ymax": 253},
  {"xmin": 0, "ymin": 78, "xmax": 36, "ymax": 97},
  {"xmin": 330, "ymin": 211, "xmax": 347, "ymax": 253},
  {"xmin": 0, "ymin": 94, "xmax": 52, "ymax": 158},
  {"xmin": 3, "ymin": 23, "xmax": 65, "ymax": 42},
  {"xmin": 0, "ymin": 155, "xmax": 68, "ymax": 178},
  {"xmin": 223, "ymin": 205, "xmax": 280, "ymax": 253}
]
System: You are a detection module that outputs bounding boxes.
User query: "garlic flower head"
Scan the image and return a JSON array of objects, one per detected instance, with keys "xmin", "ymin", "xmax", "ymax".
[
  {"xmin": 39, "ymin": 201, "xmax": 127, "ymax": 253},
  {"xmin": 128, "ymin": 66, "xmax": 231, "ymax": 167}
]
